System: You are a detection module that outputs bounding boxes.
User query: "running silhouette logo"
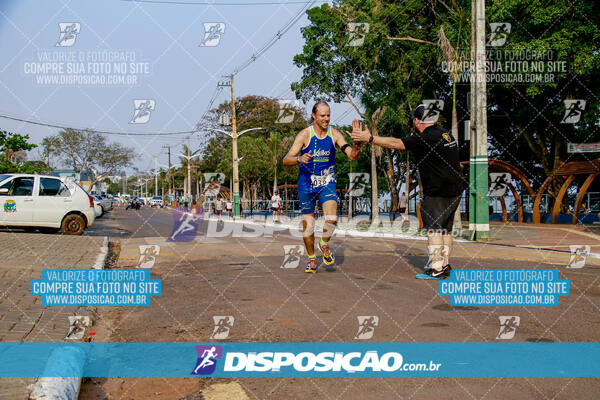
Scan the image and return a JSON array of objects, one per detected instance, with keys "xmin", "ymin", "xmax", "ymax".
[
  {"xmin": 355, "ymin": 316, "xmax": 379, "ymax": 340},
  {"xmin": 137, "ymin": 245, "xmax": 160, "ymax": 268},
  {"xmin": 191, "ymin": 345, "xmax": 222, "ymax": 375},
  {"xmin": 210, "ymin": 316, "xmax": 234, "ymax": 339},
  {"xmin": 199, "ymin": 23, "xmax": 225, "ymax": 47},
  {"xmin": 488, "ymin": 23, "xmax": 511, "ymax": 46},
  {"xmin": 561, "ymin": 100, "xmax": 586, "ymax": 124},
  {"xmin": 488, "ymin": 173, "xmax": 511, "ymax": 197},
  {"xmin": 420, "ymin": 100, "xmax": 444, "ymax": 123},
  {"xmin": 348, "ymin": 173, "xmax": 369, "ymax": 197},
  {"xmin": 65, "ymin": 316, "xmax": 90, "ymax": 340},
  {"xmin": 56, "ymin": 22, "xmax": 80, "ymax": 47},
  {"xmin": 203, "ymin": 173, "xmax": 225, "ymax": 196},
  {"xmin": 567, "ymin": 245, "xmax": 590, "ymax": 269},
  {"xmin": 496, "ymin": 316, "xmax": 520, "ymax": 339},
  {"xmin": 346, "ymin": 22, "xmax": 370, "ymax": 47},
  {"xmin": 275, "ymin": 100, "xmax": 299, "ymax": 123},
  {"xmin": 426, "ymin": 245, "xmax": 447, "ymax": 270},
  {"xmin": 281, "ymin": 245, "xmax": 304, "ymax": 269},
  {"xmin": 130, "ymin": 99, "xmax": 155, "ymax": 124},
  {"xmin": 168, "ymin": 206, "xmax": 204, "ymax": 242}
]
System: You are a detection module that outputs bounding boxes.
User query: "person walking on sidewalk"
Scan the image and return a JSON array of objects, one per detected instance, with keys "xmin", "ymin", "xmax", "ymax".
[
  {"xmin": 226, "ymin": 198, "xmax": 233, "ymax": 219},
  {"xmin": 398, "ymin": 192, "xmax": 408, "ymax": 220},
  {"xmin": 351, "ymin": 105, "xmax": 466, "ymax": 279},
  {"xmin": 215, "ymin": 196, "xmax": 224, "ymax": 221},
  {"xmin": 283, "ymin": 101, "xmax": 361, "ymax": 273},
  {"xmin": 271, "ymin": 191, "xmax": 282, "ymax": 223}
]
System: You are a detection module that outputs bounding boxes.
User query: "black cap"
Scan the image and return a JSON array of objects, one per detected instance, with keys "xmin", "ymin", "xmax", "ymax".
[{"xmin": 410, "ymin": 105, "xmax": 426, "ymax": 121}]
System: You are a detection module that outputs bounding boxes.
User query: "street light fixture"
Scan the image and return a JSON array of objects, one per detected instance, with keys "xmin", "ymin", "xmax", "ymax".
[
  {"xmin": 179, "ymin": 151, "xmax": 201, "ymax": 202},
  {"xmin": 206, "ymin": 127, "xmax": 263, "ymax": 218}
]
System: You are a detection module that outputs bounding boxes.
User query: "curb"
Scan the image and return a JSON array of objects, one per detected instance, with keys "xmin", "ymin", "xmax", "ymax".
[
  {"xmin": 92, "ymin": 236, "xmax": 109, "ymax": 269},
  {"xmin": 28, "ymin": 346, "xmax": 87, "ymax": 400}
]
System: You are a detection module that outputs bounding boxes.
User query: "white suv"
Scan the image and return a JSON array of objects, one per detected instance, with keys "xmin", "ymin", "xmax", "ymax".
[
  {"xmin": 149, "ymin": 196, "xmax": 164, "ymax": 208},
  {"xmin": 0, "ymin": 174, "xmax": 95, "ymax": 235}
]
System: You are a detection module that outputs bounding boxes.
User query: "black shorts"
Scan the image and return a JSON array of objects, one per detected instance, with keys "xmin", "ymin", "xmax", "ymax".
[
  {"xmin": 271, "ymin": 207, "xmax": 279, "ymax": 212},
  {"xmin": 421, "ymin": 195, "xmax": 461, "ymax": 232},
  {"xmin": 399, "ymin": 207, "xmax": 406, "ymax": 213}
]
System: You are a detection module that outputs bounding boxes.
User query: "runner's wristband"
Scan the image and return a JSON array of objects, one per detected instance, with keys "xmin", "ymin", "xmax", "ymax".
[
  {"xmin": 340, "ymin": 144, "xmax": 351, "ymax": 154},
  {"xmin": 368, "ymin": 134, "xmax": 374, "ymax": 143},
  {"xmin": 296, "ymin": 155, "xmax": 300, "ymax": 164}
]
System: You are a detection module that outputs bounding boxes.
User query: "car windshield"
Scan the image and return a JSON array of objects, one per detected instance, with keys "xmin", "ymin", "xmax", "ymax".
[
  {"xmin": 152, "ymin": 196, "xmax": 161, "ymax": 200},
  {"xmin": 0, "ymin": 174, "xmax": 13, "ymax": 183}
]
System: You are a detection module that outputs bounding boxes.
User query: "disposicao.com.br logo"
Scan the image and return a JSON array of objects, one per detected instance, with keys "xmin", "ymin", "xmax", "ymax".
[{"xmin": 191, "ymin": 346, "xmax": 441, "ymax": 376}]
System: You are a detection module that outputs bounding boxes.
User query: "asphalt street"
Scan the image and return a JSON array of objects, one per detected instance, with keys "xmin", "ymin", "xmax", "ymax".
[{"xmin": 75, "ymin": 207, "xmax": 600, "ymax": 399}]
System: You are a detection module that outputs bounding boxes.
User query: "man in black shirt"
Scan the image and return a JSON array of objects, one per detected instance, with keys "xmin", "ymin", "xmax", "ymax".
[{"xmin": 350, "ymin": 105, "xmax": 466, "ymax": 279}]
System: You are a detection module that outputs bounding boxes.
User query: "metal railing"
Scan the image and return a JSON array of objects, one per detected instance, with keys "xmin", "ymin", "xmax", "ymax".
[{"xmin": 200, "ymin": 192, "xmax": 600, "ymax": 218}]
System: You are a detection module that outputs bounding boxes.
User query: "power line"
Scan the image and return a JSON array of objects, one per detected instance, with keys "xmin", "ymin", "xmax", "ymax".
[
  {"xmin": 0, "ymin": 113, "xmax": 195, "ymax": 136},
  {"xmin": 122, "ymin": 0, "xmax": 328, "ymax": 5},
  {"xmin": 228, "ymin": 0, "xmax": 319, "ymax": 76}
]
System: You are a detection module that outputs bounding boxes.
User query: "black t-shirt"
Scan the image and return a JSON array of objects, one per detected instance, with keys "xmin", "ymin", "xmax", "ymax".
[{"xmin": 401, "ymin": 126, "xmax": 466, "ymax": 197}]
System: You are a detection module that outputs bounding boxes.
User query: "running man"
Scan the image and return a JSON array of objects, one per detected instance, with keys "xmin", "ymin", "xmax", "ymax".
[
  {"xmin": 351, "ymin": 105, "xmax": 466, "ymax": 279},
  {"xmin": 283, "ymin": 101, "xmax": 361, "ymax": 273},
  {"xmin": 271, "ymin": 190, "xmax": 282, "ymax": 222}
]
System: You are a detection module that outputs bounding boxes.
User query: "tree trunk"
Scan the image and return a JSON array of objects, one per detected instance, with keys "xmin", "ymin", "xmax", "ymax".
[
  {"xmin": 370, "ymin": 144, "xmax": 379, "ymax": 223},
  {"xmin": 383, "ymin": 148, "xmax": 400, "ymax": 213},
  {"xmin": 369, "ymin": 106, "xmax": 386, "ymax": 224},
  {"xmin": 451, "ymin": 82, "xmax": 463, "ymax": 231}
]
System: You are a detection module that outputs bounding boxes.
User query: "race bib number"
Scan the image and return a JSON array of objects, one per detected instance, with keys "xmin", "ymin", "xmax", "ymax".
[{"xmin": 310, "ymin": 171, "xmax": 335, "ymax": 188}]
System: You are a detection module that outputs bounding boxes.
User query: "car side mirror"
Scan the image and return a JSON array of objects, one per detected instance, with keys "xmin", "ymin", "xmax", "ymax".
[{"xmin": 0, "ymin": 188, "xmax": 8, "ymax": 194}]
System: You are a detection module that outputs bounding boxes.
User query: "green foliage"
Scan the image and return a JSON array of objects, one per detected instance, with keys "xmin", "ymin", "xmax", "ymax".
[
  {"xmin": 0, "ymin": 130, "xmax": 47, "ymax": 173},
  {"xmin": 200, "ymin": 96, "xmax": 309, "ymax": 193},
  {"xmin": 292, "ymin": 0, "xmax": 600, "ymax": 198},
  {"xmin": 42, "ymin": 128, "xmax": 136, "ymax": 187}
]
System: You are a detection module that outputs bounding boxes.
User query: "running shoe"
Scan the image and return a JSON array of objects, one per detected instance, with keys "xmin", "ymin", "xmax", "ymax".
[
  {"xmin": 318, "ymin": 241, "xmax": 335, "ymax": 265},
  {"xmin": 305, "ymin": 257, "xmax": 318, "ymax": 274},
  {"xmin": 416, "ymin": 264, "xmax": 452, "ymax": 280}
]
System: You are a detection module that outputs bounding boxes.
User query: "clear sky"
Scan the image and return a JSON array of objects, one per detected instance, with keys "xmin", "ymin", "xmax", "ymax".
[{"xmin": 0, "ymin": 0, "xmax": 354, "ymax": 173}]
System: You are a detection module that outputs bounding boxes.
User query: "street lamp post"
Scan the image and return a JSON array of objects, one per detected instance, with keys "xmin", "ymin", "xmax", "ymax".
[
  {"xmin": 206, "ymin": 127, "xmax": 263, "ymax": 218},
  {"xmin": 179, "ymin": 151, "xmax": 201, "ymax": 203}
]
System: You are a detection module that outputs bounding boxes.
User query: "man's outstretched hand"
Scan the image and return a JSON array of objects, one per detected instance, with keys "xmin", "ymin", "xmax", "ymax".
[{"xmin": 351, "ymin": 119, "xmax": 372, "ymax": 143}]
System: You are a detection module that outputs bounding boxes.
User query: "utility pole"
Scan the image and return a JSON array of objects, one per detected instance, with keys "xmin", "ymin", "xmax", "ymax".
[
  {"xmin": 162, "ymin": 145, "xmax": 172, "ymax": 202},
  {"xmin": 163, "ymin": 145, "xmax": 171, "ymax": 201},
  {"xmin": 469, "ymin": 0, "xmax": 490, "ymax": 240},
  {"xmin": 154, "ymin": 156, "xmax": 158, "ymax": 197},
  {"xmin": 187, "ymin": 136, "xmax": 192, "ymax": 201},
  {"xmin": 218, "ymin": 75, "xmax": 240, "ymax": 217}
]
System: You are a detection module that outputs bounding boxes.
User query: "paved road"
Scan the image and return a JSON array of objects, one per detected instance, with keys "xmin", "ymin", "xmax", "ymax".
[{"xmin": 76, "ymin": 208, "xmax": 600, "ymax": 399}]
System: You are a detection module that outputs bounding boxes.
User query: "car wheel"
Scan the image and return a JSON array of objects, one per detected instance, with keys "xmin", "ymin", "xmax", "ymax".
[
  {"xmin": 61, "ymin": 214, "xmax": 86, "ymax": 235},
  {"xmin": 100, "ymin": 206, "xmax": 105, "ymax": 216}
]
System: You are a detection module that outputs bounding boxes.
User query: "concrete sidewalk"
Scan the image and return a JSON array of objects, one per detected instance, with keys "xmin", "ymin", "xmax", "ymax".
[{"xmin": 0, "ymin": 232, "xmax": 108, "ymax": 400}]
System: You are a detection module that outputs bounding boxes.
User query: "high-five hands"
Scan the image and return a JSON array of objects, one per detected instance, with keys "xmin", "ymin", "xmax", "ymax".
[
  {"xmin": 350, "ymin": 120, "xmax": 372, "ymax": 143},
  {"xmin": 297, "ymin": 150, "xmax": 312, "ymax": 164}
]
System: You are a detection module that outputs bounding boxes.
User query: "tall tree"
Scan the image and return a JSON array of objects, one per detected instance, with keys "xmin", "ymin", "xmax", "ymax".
[{"xmin": 42, "ymin": 129, "xmax": 136, "ymax": 190}]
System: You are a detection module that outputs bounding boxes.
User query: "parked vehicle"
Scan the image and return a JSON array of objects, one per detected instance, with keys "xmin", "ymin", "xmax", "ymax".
[
  {"xmin": 93, "ymin": 195, "xmax": 112, "ymax": 213},
  {"xmin": 93, "ymin": 198, "xmax": 103, "ymax": 218},
  {"xmin": 149, "ymin": 196, "xmax": 164, "ymax": 208},
  {"xmin": 0, "ymin": 174, "xmax": 95, "ymax": 235}
]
